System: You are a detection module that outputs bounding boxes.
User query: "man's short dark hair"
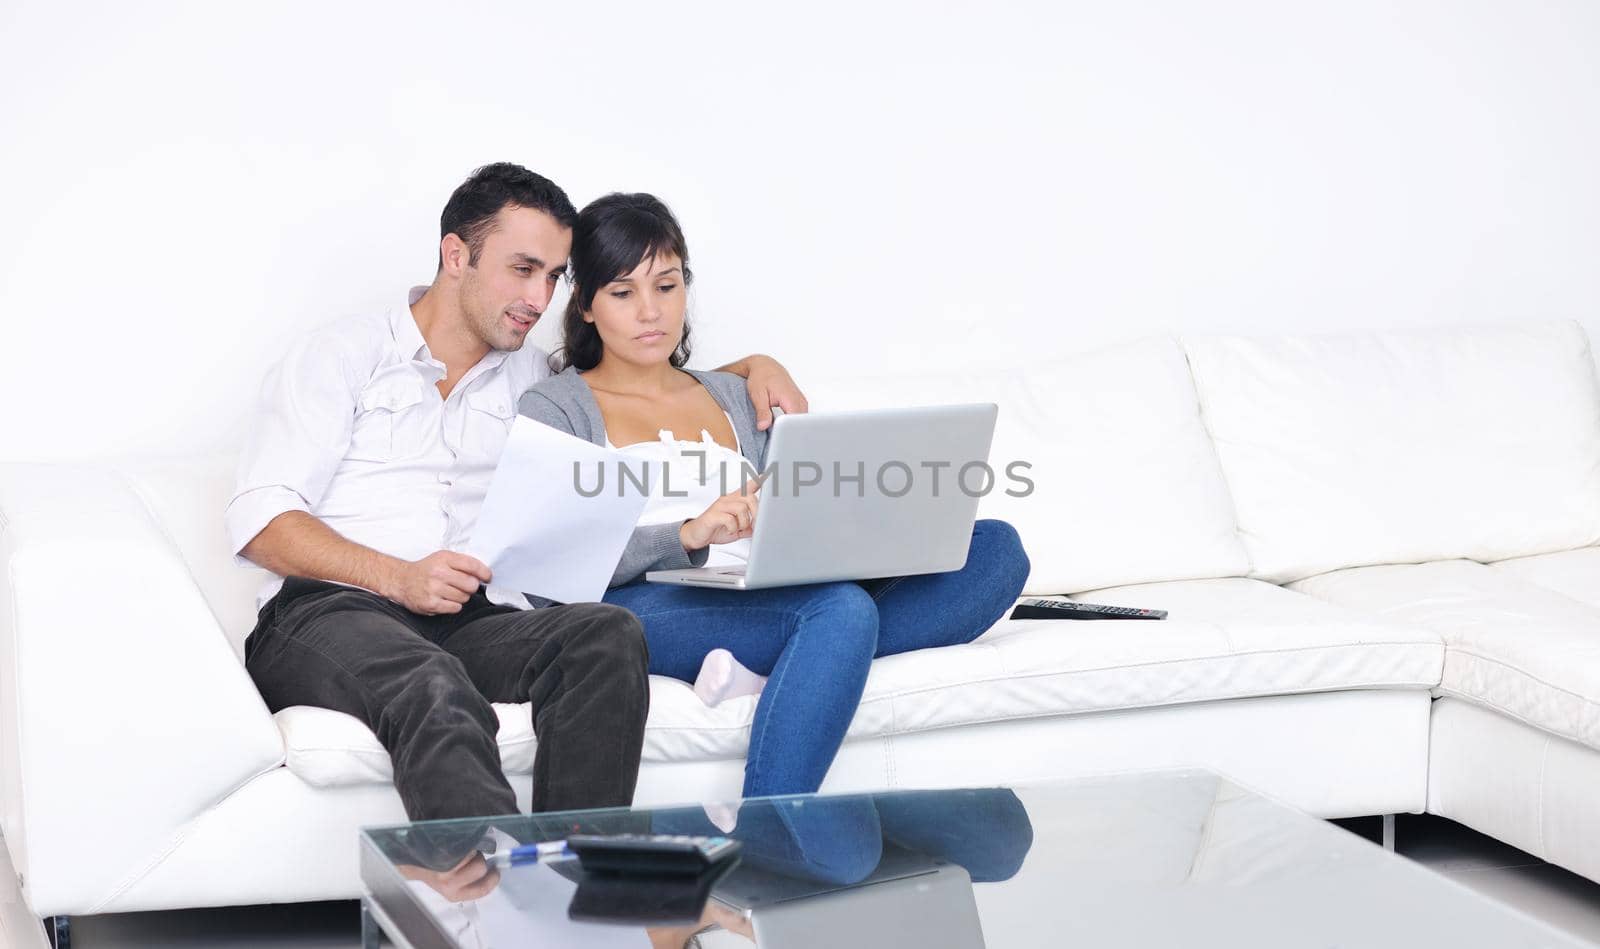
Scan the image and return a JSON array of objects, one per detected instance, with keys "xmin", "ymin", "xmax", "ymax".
[{"xmin": 439, "ymin": 163, "xmax": 578, "ymax": 269}]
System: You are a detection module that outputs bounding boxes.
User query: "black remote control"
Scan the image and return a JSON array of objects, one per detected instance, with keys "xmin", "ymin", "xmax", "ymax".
[
  {"xmin": 1010, "ymin": 598, "xmax": 1167, "ymax": 621},
  {"xmin": 566, "ymin": 834, "xmax": 742, "ymax": 876}
]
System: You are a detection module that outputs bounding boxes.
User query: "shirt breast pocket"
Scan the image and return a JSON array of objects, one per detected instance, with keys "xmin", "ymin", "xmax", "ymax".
[
  {"xmin": 466, "ymin": 389, "xmax": 516, "ymax": 457},
  {"xmin": 349, "ymin": 382, "xmax": 427, "ymax": 462}
]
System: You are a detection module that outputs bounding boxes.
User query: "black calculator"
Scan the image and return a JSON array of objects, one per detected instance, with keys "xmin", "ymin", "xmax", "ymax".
[{"xmin": 567, "ymin": 834, "xmax": 742, "ymax": 876}]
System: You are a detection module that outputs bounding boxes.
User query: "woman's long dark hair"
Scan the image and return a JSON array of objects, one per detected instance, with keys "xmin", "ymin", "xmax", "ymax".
[{"xmin": 553, "ymin": 192, "xmax": 694, "ymax": 372}]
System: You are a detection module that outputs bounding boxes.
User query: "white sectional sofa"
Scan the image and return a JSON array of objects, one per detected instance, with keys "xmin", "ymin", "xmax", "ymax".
[{"xmin": 3, "ymin": 320, "xmax": 1598, "ymax": 918}]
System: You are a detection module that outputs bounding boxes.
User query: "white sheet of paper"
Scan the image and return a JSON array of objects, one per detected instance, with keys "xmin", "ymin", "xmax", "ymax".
[{"xmin": 469, "ymin": 417, "xmax": 652, "ymax": 604}]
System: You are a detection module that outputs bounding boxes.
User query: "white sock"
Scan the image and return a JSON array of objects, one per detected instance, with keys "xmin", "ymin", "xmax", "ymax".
[
  {"xmin": 702, "ymin": 801, "xmax": 740, "ymax": 833},
  {"xmin": 694, "ymin": 648, "xmax": 768, "ymax": 707}
]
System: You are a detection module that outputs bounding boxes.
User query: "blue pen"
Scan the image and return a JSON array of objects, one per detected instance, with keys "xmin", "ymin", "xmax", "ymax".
[{"xmin": 485, "ymin": 840, "xmax": 573, "ymax": 867}]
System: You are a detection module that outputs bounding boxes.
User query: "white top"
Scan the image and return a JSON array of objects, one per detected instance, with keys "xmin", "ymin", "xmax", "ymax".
[
  {"xmin": 608, "ymin": 418, "xmax": 754, "ymax": 567},
  {"xmin": 225, "ymin": 286, "xmax": 550, "ymax": 609}
]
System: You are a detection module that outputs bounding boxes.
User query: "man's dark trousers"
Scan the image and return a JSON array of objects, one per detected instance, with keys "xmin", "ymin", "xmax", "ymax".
[{"xmin": 245, "ymin": 577, "xmax": 649, "ymax": 820}]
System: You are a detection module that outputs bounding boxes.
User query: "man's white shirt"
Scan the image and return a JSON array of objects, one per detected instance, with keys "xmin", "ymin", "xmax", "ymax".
[{"xmin": 225, "ymin": 286, "xmax": 550, "ymax": 610}]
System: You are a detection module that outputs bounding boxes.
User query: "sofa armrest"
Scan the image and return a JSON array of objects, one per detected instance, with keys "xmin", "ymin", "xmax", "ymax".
[{"xmin": 0, "ymin": 463, "xmax": 285, "ymax": 915}]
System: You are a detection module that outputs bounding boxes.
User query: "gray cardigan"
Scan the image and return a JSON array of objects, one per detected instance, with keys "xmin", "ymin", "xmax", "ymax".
[{"xmin": 518, "ymin": 366, "xmax": 770, "ymax": 590}]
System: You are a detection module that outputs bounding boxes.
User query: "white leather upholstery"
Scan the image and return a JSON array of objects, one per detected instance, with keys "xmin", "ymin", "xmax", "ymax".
[
  {"xmin": 276, "ymin": 704, "xmax": 540, "ymax": 788},
  {"xmin": 806, "ymin": 337, "xmax": 1251, "ymax": 595},
  {"xmin": 1489, "ymin": 545, "xmax": 1600, "ymax": 610},
  {"xmin": 1292, "ymin": 560, "xmax": 1600, "ymax": 754},
  {"xmin": 0, "ymin": 462, "xmax": 286, "ymax": 917},
  {"xmin": 116, "ymin": 456, "xmax": 273, "ymax": 658},
  {"xmin": 851, "ymin": 689, "xmax": 1431, "ymax": 822},
  {"xmin": 1428, "ymin": 697, "xmax": 1600, "ymax": 886},
  {"xmin": 11, "ymin": 320, "xmax": 1600, "ymax": 916},
  {"xmin": 275, "ymin": 578, "xmax": 1442, "ymax": 789},
  {"xmin": 1185, "ymin": 321, "xmax": 1600, "ymax": 583}
]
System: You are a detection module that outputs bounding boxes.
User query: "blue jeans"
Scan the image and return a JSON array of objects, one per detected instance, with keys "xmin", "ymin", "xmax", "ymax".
[
  {"xmin": 648, "ymin": 787, "xmax": 1035, "ymax": 886},
  {"xmin": 602, "ymin": 519, "xmax": 1030, "ymax": 797}
]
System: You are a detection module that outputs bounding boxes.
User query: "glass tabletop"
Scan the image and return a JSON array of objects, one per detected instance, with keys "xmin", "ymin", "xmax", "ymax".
[{"xmin": 358, "ymin": 769, "xmax": 1587, "ymax": 948}]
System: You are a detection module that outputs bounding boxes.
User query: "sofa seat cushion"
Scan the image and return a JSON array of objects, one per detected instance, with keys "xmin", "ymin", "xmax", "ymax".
[
  {"xmin": 1489, "ymin": 546, "xmax": 1600, "ymax": 610},
  {"xmin": 1290, "ymin": 559, "xmax": 1600, "ymax": 753},
  {"xmin": 274, "ymin": 578, "xmax": 1442, "ymax": 788},
  {"xmin": 274, "ymin": 703, "xmax": 536, "ymax": 788}
]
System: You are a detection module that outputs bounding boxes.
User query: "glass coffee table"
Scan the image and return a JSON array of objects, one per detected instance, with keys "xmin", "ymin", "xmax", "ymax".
[{"xmin": 358, "ymin": 769, "xmax": 1587, "ymax": 948}]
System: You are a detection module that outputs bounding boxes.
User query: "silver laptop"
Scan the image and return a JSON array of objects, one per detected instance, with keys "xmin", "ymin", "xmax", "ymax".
[{"xmin": 645, "ymin": 403, "xmax": 999, "ymax": 590}]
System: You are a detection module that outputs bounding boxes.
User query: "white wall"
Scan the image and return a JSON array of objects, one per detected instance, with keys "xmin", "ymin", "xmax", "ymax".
[{"xmin": 2, "ymin": 0, "xmax": 1597, "ymax": 463}]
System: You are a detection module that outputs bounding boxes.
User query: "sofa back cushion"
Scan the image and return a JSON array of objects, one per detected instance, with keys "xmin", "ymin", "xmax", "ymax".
[
  {"xmin": 109, "ymin": 336, "xmax": 1253, "ymax": 632},
  {"xmin": 805, "ymin": 337, "xmax": 1251, "ymax": 594},
  {"xmin": 117, "ymin": 456, "xmax": 270, "ymax": 658},
  {"xmin": 1184, "ymin": 321, "xmax": 1600, "ymax": 584}
]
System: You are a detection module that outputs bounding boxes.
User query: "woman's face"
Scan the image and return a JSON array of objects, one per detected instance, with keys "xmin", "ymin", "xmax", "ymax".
[{"xmin": 583, "ymin": 252, "xmax": 687, "ymax": 369}]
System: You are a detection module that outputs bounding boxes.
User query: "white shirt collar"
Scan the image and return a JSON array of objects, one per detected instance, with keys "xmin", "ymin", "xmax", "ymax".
[
  {"xmin": 395, "ymin": 285, "xmax": 512, "ymax": 376},
  {"xmin": 396, "ymin": 286, "xmax": 434, "ymax": 363}
]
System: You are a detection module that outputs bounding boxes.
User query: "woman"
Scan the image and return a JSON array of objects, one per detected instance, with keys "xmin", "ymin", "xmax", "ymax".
[{"xmin": 518, "ymin": 193, "xmax": 1029, "ymax": 798}]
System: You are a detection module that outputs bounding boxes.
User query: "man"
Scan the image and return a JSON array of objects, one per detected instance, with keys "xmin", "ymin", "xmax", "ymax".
[{"xmin": 227, "ymin": 162, "xmax": 807, "ymax": 821}]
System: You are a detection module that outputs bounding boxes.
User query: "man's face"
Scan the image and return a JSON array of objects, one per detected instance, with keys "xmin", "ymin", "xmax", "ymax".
[{"xmin": 457, "ymin": 205, "xmax": 572, "ymax": 353}]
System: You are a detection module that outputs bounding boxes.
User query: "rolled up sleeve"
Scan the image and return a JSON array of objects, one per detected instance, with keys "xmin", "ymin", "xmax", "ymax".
[{"xmin": 225, "ymin": 334, "xmax": 363, "ymax": 563}]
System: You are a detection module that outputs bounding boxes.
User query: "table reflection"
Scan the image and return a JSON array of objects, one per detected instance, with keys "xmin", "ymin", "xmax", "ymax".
[{"xmin": 372, "ymin": 786, "xmax": 1035, "ymax": 948}]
